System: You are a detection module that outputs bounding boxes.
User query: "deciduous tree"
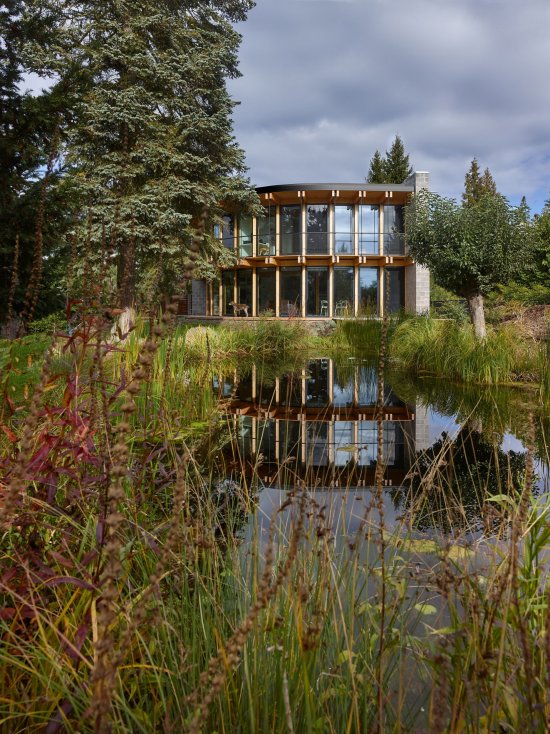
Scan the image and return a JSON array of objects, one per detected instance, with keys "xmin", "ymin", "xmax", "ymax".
[{"xmin": 405, "ymin": 190, "xmax": 532, "ymax": 339}]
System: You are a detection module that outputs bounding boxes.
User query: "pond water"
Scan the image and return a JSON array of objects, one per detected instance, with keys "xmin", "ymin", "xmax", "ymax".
[{"xmin": 213, "ymin": 357, "xmax": 549, "ymax": 540}]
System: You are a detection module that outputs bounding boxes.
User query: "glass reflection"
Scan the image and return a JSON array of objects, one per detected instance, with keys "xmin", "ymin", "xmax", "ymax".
[
  {"xmin": 306, "ymin": 204, "xmax": 328, "ymax": 254},
  {"xmin": 334, "ymin": 205, "xmax": 354, "ymax": 254},
  {"xmin": 280, "ymin": 205, "xmax": 301, "ymax": 255},
  {"xmin": 384, "ymin": 205, "xmax": 405, "ymax": 255}
]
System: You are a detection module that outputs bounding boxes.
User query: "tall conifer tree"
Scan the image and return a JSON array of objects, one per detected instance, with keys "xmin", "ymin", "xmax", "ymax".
[
  {"xmin": 462, "ymin": 159, "xmax": 498, "ymax": 206},
  {"xmin": 25, "ymin": 0, "xmax": 258, "ymax": 307},
  {"xmin": 367, "ymin": 149, "xmax": 385, "ymax": 183},
  {"xmin": 383, "ymin": 135, "xmax": 413, "ymax": 184}
]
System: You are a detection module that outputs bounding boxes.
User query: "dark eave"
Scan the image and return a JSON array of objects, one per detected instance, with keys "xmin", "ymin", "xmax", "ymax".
[{"xmin": 255, "ymin": 183, "xmax": 414, "ymax": 194}]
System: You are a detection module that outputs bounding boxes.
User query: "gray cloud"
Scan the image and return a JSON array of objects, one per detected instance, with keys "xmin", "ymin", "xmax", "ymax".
[{"xmin": 229, "ymin": 0, "xmax": 550, "ymax": 210}]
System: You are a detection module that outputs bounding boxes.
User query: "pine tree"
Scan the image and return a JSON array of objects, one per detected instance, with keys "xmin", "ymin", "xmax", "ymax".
[
  {"xmin": 25, "ymin": 0, "xmax": 258, "ymax": 308},
  {"xmin": 480, "ymin": 167, "xmax": 497, "ymax": 197},
  {"xmin": 383, "ymin": 135, "xmax": 413, "ymax": 184},
  {"xmin": 367, "ymin": 150, "xmax": 386, "ymax": 183}
]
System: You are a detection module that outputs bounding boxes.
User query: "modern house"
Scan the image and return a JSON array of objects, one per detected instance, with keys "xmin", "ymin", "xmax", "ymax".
[{"xmin": 190, "ymin": 171, "xmax": 430, "ymax": 319}]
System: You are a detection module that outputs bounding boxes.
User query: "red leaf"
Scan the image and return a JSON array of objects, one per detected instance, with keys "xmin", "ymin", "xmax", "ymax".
[{"xmin": 1, "ymin": 424, "xmax": 18, "ymax": 442}]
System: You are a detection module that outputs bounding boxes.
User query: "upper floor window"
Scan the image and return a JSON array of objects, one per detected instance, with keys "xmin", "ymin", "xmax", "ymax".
[
  {"xmin": 280, "ymin": 205, "xmax": 301, "ymax": 255},
  {"xmin": 306, "ymin": 204, "xmax": 328, "ymax": 254},
  {"xmin": 334, "ymin": 205, "xmax": 354, "ymax": 254},
  {"xmin": 257, "ymin": 206, "xmax": 276, "ymax": 256},
  {"xmin": 359, "ymin": 205, "xmax": 379, "ymax": 255},
  {"xmin": 384, "ymin": 205, "xmax": 405, "ymax": 255},
  {"xmin": 221, "ymin": 214, "xmax": 234, "ymax": 250},
  {"xmin": 239, "ymin": 216, "xmax": 253, "ymax": 257}
]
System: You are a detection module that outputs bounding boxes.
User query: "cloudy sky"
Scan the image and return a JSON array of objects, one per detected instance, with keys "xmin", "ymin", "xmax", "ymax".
[{"xmin": 228, "ymin": 0, "xmax": 550, "ymax": 212}]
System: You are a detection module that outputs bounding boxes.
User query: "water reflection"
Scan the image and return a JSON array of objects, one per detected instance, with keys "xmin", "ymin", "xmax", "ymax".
[
  {"xmin": 214, "ymin": 358, "xmax": 422, "ymax": 490},
  {"xmin": 213, "ymin": 358, "xmax": 548, "ymax": 535}
]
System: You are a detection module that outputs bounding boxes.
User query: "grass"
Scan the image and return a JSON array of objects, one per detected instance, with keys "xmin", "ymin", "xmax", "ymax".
[
  {"xmin": 0, "ymin": 308, "xmax": 548, "ymax": 732},
  {"xmin": 336, "ymin": 314, "xmax": 548, "ymax": 389}
]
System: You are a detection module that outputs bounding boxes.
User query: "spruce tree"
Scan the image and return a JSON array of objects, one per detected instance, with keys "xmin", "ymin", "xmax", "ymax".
[
  {"xmin": 0, "ymin": 0, "xmax": 75, "ymax": 327},
  {"xmin": 25, "ymin": 0, "xmax": 258, "ymax": 308},
  {"xmin": 463, "ymin": 159, "xmax": 498, "ymax": 206},
  {"xmin": 367, "ymin": 150, "xmax": 386, "ymax": 183},
  {"xmin": 383, "ymin": 135, "xmax": 413, "ymax": 184}
]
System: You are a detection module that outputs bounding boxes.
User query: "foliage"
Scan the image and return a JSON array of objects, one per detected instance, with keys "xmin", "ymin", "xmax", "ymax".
[{"xmin": 367, "ymin": 135, "xmax": 412, "ymax": 184}]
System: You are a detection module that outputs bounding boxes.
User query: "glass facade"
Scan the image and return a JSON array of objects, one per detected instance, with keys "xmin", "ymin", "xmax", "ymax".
[
  {"xmin": 359, "ymin": 267, "xmax": 379, "ymax": 315},
  {"xmin": 306, "ymin": 267, "xmax": 328, "ymax": 316},
  {"xmin": 280, "ymin": 205, "xmax": 301, "ymax": 255},
  {"xmin": 334, "ymin": 205, "xmax": 354, "ymax": 254},
  {"xmin": 239, "ymin": 216, "xmax": 253, "ymax": 257},
  {"xmin": 257, "ymin": 206, "xmax": 276, "ymax": 256},
  {"xmin": 257, "ymin": 268, "xmax": 276, "ymax": 314},
  {"xmin": 280, "ymin": 267, "xmax": 301, "ymax": 316},
  {"xmin": 384, "ymin": 205, "xmax": 405, "ymax": 255},
  {"xmin": 306, "ymin": 204, "xmax": 328, "ymax": 254},
  {"xmin": 359, "ymin": 205, "xmax": 379, "ymax": 255}
]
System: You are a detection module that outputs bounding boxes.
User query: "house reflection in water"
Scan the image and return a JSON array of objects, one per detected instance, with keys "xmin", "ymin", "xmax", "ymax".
[{"xmin": 214, "ymin": 359, "xmax": 430, "ymax": 489}]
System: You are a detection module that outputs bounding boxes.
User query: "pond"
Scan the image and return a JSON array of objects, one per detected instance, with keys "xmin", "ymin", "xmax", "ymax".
[{"xmin": 213, "ymin": 356, "xmax": 549, "ymax": 540}]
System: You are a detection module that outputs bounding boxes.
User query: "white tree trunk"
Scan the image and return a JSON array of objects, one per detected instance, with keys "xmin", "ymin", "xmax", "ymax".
[{"xmin": 467, "ymin": 293, "xmax": 487, "ymax": 340}]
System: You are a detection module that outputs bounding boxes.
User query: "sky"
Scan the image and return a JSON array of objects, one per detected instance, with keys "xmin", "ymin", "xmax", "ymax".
[{"xmin": 228, "ymin": 0, "xmax": 550, "ymax": 212}]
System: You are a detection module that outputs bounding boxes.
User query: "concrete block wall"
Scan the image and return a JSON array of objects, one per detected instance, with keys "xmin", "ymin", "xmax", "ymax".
[
  {"xmin": 404, "ymin": 170, "xmax": 430, "ymax": 314},
  {"xmin": 191, "ymin": 279, "xmax": 207, "ymax": 315}
]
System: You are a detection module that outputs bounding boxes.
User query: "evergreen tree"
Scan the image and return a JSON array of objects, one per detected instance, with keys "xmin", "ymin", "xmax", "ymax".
[
  {"xmin": 25, "ymin": 0, "xmax": 258, "ymax": 308},
  {"xmin": 367, "ymin": 149, "xmax": 385, "ymax": 183},
  {"xmin": 463, "ymin": 159, "xmax": 498, "ymax": 206},
  {"xmin": 0, "ymin": 1, "xmax": 75, "ymax": 326},
  {"xmin": 382, "ymin": 135, "xmax": 413, "ymax": 184}
]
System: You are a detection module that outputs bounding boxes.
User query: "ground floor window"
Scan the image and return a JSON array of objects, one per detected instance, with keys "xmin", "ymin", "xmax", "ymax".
[
  {"xmin": 306, "ymin": 267, "xmax": 328, "ymax": 316},
  {"xmin": 257, "ymin": 268, "xmax": 276, "ymax": 315},
  {"xmin": 334, "ymin": 267, "xmax": 354, "ymax": 316},
  {"xmin": 215, "ymin": 264, "xmax": 407, "ymax": 317},
  {"xmin": 221, "ymin": 270, "xmax": 234, "ymax": 316},
  {"xmin": 386, "ymin": 267, "xmax": 405, "ymax": 313},
  {"xmin": 359, "ymin": 267, "xmax": 379, "ymax": 316},
  {"xmin": 237, "ymin": 270, "xmax": 252, "ymax": 316},
  {"xmin": 280, "ymin": 267, "xmax": 301, "ymax": 316}
]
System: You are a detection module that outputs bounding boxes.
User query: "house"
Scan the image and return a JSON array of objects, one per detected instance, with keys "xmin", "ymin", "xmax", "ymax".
[{"xmin": 190, "ymin": 171, "xmax": 430, "ymax": 319}]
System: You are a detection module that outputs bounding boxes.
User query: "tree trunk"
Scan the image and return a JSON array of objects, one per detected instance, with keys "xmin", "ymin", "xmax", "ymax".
[{"xmin": 467, "ymin": 292, "xmax": 487, "ymax": 340}]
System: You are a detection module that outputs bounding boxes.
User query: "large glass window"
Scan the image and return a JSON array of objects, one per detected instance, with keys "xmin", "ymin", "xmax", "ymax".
[
  {"xmin": 280, "ymin": 205, "xmax": 301, "ymax": 255},
  {"xmin": 384, "ymin": 205, "xmax": 405, "ymax": 255},
  {"xmin": 306, "ymin": 267, "xmax": 328, "ymax": 316},
  {"xmin": 306, "ymin": 204, "xmax": 328, "ymax": 254},
  {"xmin": 239, "ymin": 216, "xmax": 253, "ymax": 257},
  {"xmin": 385, "ymin": 267, "xmax": 405, "ymax": 314},
  {"xmin": 221, "ymin": 270, "xmax": 234, "ymax": 316},
  {"xmin": 258, "ymin": 419, "xmax": 276, "ymax": 462},
  {"xmin": 359, "ymin": 205, "xmax": 379, "ymax": 255},
  {"xmin": 257, "ymin": 268, "xmax": 276, "ymax": 315},
  {"xmin": 334, "ymin": 205, "xmax": 354, "ymax": 254},
  {"xmin": 358, "ymin": 421, "xmax": 377, "ymax": 466},
  {"xmin": 280, "ymin": 420, "xmax": 302, "ymax": 462},
  {"xmin": 333, "ymin": 267, "xmax": 354, "ymax": 316},
  {"xmin": 211, "ymin": 280, "xmax": 220, "ymax": 316},
  {"xmin": 220, "ymin": 214, "xmax": 234, "ymax": 250},
  {"xmin": 359, "ymin": 267, "xmax": 379, "ymax": 316},
  {"xmin": 280, "ymin": 267, "xmax": 301, "ymax": 316},
  {"xmin": 257, "ymin": 206, "xmax": 276, "ymax": 256},
  {"xmin": 237, "ymin": 270, "xmax": 252, "ymax": 315}
]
